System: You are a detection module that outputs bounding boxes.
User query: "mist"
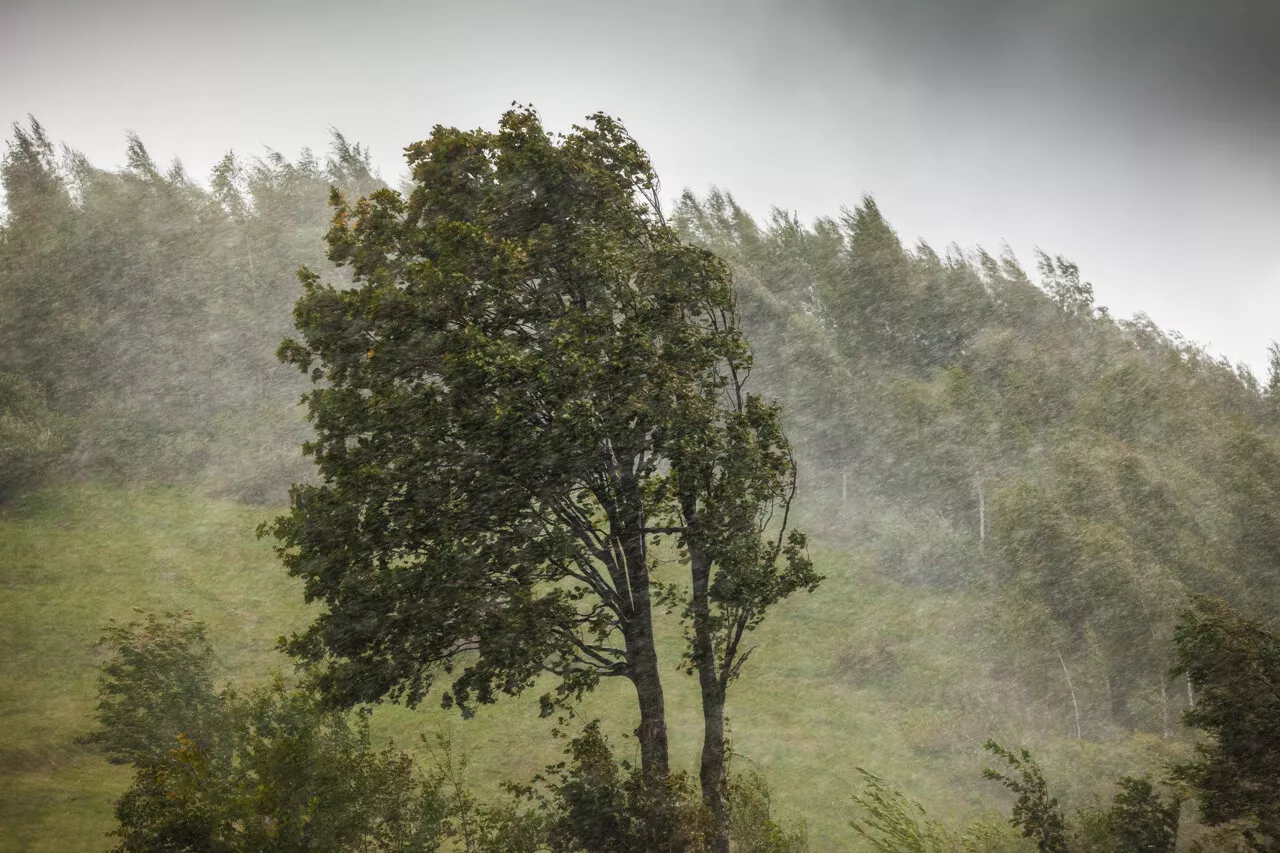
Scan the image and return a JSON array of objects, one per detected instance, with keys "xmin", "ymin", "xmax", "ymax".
[
  {"xmin": 4, "ymin": 0, "xmax": 1277, "ymax": 370},
  {"xmin": 4, "ymin": 2, "xmax": 1280, "ymax": 851}
]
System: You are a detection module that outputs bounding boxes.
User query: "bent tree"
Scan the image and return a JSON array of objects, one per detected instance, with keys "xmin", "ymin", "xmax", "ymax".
[{"xmin": 268, "ymin": 108, "xmax": 817, "ymax": 850}]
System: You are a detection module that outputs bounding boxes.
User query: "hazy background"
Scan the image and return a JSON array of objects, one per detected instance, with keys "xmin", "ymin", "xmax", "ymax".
[{"xmin": 3, "ymin": 0, "xmax": 1277, "ymax": 370}]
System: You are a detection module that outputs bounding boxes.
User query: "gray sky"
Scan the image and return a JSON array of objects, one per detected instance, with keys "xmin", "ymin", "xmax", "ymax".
[{"xmin": 3, "ymin": 0, "xmax": 1278, "ymax": 373}]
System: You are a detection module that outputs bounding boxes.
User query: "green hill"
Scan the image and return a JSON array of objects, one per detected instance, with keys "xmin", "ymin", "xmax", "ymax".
[{"xmin": 0, "ymin": 485, "xmax": 1186, "ymax": 851}]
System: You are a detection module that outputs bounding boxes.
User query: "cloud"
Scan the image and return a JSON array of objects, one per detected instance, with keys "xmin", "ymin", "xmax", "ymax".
[{"xmin": 807, "ymin": 0, "xmax": 1280, "ymax": 132}]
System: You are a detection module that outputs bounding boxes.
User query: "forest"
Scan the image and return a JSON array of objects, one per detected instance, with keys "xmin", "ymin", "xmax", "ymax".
[{"xmin": 3, "ymin": 110, "xmax": 1280, "ymax": 852}]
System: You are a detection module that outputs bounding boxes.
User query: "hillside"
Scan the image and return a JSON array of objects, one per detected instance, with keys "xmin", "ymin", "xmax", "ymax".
[{"xmin": 0, "ymin": 485, "xmax": 1196, "ymax": 852}]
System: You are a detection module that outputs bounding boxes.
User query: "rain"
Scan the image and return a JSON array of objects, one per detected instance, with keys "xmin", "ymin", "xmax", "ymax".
[{"xmin": 3, "ymin": 1, "xmax": 1279, "ymax": 850}]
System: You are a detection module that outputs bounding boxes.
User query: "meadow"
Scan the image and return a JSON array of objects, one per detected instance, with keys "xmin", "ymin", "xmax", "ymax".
[{"xmin": 0, "ymin": 485, "xmax": 1185, "ymax": 852}]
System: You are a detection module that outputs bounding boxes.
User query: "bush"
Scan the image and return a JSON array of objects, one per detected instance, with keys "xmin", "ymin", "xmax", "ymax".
[
  {"xmin": 87, "ymin": 612, "xmax": 450, "ymax": 853},
  {"xmin": 87, "ymin": 614, "xmax": 812, "ymax": 852},
  {"xmin": 850, "ymin": 767, "xmax": 1026, "ymax": 853},
  {"xmin": 982, "ymin": 741, "xmax": 1069, "ymax": 853},
  {"xmin": 1100, "ymin": 777, "xmax": 1178, "ymax": 853},
  {"xmin": 728, "ymin": 769, "xmax": 808, "ymax": 853},
  {"xmin": 983, "ymin": 742, "xmax": 1180, "ymax": 853},
  {"xmin": 537, "ymin": 721, "xmax": 711, "ymax": 853},
  {"xmin": 81, "ymin": 610, "xmax": 220, "ymax": 766}
]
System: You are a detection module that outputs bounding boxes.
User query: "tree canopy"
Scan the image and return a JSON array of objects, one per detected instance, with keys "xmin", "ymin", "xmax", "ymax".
[{"xmin": 268, "ymin": 107, "xmax": 815, "ymax": 848}]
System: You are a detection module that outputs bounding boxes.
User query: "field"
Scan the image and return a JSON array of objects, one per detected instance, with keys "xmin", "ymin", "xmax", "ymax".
[{"xmin": 0, "ymin": 485, "xmax": 1182, "ymax": 851}]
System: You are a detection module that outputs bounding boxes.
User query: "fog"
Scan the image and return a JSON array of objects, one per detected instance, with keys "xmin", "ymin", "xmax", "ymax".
[{"xmin": 4, "ymin": 2, "xmax": 1280, "ymax": 850}]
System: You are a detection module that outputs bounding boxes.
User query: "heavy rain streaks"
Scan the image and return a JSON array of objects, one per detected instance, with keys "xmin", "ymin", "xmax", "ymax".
[{"xmin": 3, "ymin": 2, "xmax": 1280, "ymax": 851}]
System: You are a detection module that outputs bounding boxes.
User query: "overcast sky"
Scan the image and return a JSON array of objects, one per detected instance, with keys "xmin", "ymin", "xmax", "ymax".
[{"xmin": 4, "ymin": 0, "xmax": 1278, "ymax": 372}]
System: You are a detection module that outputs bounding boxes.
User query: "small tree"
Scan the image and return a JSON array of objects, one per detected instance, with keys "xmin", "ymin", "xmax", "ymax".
[
  {"xmin": 983, "ymin": 741, "xmax": 1069, "ymax": 853},
  {"xmin": 1082, "ymin": 776, "xmax": 1180, "ymax": 853},
  {"xmin": 268, "ymin": 107, "xmax": 817, "ymax": 851},
  {"xmin": 1172, "ymin": 596, "xmax": 1280, "ymax": 851},
  {"xmin": 849, "ymin": 768, "xmax": 967, "ymax": 853},
  {"xmin": 88, "ymin": 612, "xmax": 449, "ymax": 853},
  {"xmin": 83, "ymin": 610, "xmax": 221, "ymax": 766}
]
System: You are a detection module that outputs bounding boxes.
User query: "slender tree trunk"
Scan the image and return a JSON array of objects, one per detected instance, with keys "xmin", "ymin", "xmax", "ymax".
[
  {"xmin": 1056, "ymin": 648, "xmax": 1083, "ymax": 741},
  {"xmin": 690, "ymin": 543, "xmax": 731, "ymax": 853},
  {"xmin": 698, "ymin": 680, "xmax": 730, "ymax": 853},
  {"xmin": 977, "ymin": 475, "xmax": 986, "ymax": 554},
  {"xmin": 1160, "ymin": 672, "xmax": 1170, "ymax": 739}
]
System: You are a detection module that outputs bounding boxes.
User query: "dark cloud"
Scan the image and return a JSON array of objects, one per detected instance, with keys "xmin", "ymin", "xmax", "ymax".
[{"xmin": 811, "ymin": 0, "xmax": 1280, "ymax": 131}]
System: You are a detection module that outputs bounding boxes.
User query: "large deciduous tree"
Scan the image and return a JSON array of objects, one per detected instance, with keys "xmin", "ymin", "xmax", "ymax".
[{"xmin": 268, "ymin": 107, "xmax": 816, "ymax": 850}]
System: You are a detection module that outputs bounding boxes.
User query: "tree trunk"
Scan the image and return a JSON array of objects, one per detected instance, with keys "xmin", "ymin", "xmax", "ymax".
[
  {"xmin": 626, "ymin": 629, "xmax": 670, "ymax": 781},
  {"xmin": 1161, "ymin": 673, "xmax": 1170, "ymax": 739},
  {"xmin": 698, "ymin": 678, "xmax": 730, "ymax": 853},
  {"xmin": 1056, "ymin": 648, "xmax": 1082, "ymax": 741},
  {"xmin": 617, "ymin": 474, "xmax": 670, "ymax": 782},
  {"xmin": 977, "ymin": 473, "xmax": 986, "ymax": 555},
  {"xmin": 690, "ymin": 543, "xmax": 731, "ymax": 853}
]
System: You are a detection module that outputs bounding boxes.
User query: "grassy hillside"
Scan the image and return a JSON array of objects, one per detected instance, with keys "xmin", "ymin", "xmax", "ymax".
[{"xmin": 0, "ymin": 485, "xmax": 1188, "ymax": 851}]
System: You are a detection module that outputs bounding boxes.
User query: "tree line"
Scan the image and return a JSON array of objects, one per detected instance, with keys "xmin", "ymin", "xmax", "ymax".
[{"xmin": 674, "ymin": 188, "xmax": 1280, "ymax": 739}]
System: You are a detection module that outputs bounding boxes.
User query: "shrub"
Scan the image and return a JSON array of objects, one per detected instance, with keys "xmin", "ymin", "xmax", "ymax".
[
  {"xmin": 849, "ymin": 768, "xmax": 1025, "ymax": 853},
  {"xmin": 537, "ymin": 721, "xmax": 711, "ymax": 853},
  {"xmin": 87, "ymin": 612, "xmax": 450, "ymax": 853},
  {"xmin": 81, "ymin": 610, "xmax": 220, "ymax": 766},
  {"xmin": 728, "ymin": 769, "xmax": 808, "ymax": 853}
]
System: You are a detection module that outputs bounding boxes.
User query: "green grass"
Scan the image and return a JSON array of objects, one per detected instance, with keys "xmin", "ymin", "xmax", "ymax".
[{"xmin": 0, "ymin": 485, "xmax": 1185, "ymax": 851}]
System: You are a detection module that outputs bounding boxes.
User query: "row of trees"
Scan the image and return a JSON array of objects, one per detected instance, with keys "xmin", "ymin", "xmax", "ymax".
[
  {"xmin": 0, "ymin": 118, "xmax": 380, "ymax": 501},
  {"xmin": 673, "ymin": 189, "xmax": 1280, "ymax": 738},
  {"xmin": 8, "ymin": 112, "xmax": 1278, "ymax": 743}
]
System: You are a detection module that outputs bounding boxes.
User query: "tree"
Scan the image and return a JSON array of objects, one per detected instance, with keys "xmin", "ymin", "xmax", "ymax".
[
  {"xmin": 268, "ymin": 107, "xmax": 816, "ymax": 851},
  {"xmin": 0, "ymin": 118, "xmax": 93, "ymax": 413},
  {"xmin": 1036, "ymin": 251, "xmax": 1094, "ymax": 318},
  {"xmin": 83, "ymin": 611, "xmax": 221, "ymax": 767},
  {"xmin": 819, "ymin": 195, "xmax": 912, "ymax": 368},
  {"xmin": 1172, "ymin": 596, "xmax": 1280, "ymax": 851},
  {"xmin": 982, "ymin": 740, "xmax": 1070, "ymax": 853},
  {"xmin": 1087, "ymin": 777, "xmax": 1180, "ymax": 853},
  {"xmin": 1264, "ymin": 342, "xmax": 1280, "ymax": 422},
  {"xmin": 87, "ymin": 612, "xmax": 450, "ymax": 853}
]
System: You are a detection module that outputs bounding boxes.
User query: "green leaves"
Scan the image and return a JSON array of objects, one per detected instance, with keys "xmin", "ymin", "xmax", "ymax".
[
  {"xmin": 849, "ymin": 768, "xmax": 970, "ymax": 853},
  {"xmin": 271, "ymin": 106, "xmax": 808, "ymax": 733},
  {"xmin": 1171, "ymin": 596, "xmax": 1280, "ymax": 849},
  {"xmin": 87, "ymin": 612, "xmax": 449, "ymax": 853},
  {"xmin": 82, "ymin": 611, "xmax": 220, "ymax": 767},
  {"xmin": 982, "ymin": 741, "xmax": 1070, "ymax": 853}
]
